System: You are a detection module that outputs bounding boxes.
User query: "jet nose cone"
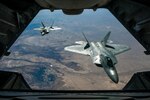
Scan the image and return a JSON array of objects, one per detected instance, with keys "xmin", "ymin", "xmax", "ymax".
[
  {"xmin": 111, "ymin": 75, "xmax": 119, "ymax": 83},
  {"xmin": 108, "ymin": 68, "xmax": 119, "ymax": 83}
]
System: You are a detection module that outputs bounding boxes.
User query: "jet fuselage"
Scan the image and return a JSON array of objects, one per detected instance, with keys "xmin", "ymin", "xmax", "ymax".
[
  {"xmin": 89, "ymin": 42, "xmax": 119, "ymax": 83},
  {"xmin": 89, "ymin": 42, "xmax": 117, "ymax": 65}
]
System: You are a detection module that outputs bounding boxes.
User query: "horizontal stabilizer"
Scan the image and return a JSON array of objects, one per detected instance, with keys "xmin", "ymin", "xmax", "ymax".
[{"xmin": 75, "ymin": 41, "xmax": 87, "ymax": 45}]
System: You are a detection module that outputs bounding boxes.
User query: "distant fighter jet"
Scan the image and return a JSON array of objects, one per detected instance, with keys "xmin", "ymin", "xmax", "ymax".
[
  {"xmin": 33, "ymin": 21, "xmax": 61, "ymax": 36},
  {"xmin": 64, "ymin": 32, "xmax": 130, "ymax": 83}
]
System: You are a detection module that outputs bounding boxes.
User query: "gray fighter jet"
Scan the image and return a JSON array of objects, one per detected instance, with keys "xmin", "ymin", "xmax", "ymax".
[
  {"xmin": 64, "ymin": 32, "xmax": 130, "ymax": 83},
  {"xmin": 34, "ymin": 21, "xmax": 61, "ymax": 36}
]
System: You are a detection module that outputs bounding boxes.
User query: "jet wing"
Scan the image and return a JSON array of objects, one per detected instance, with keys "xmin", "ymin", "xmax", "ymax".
[
  {"xmin": 106, "ymin": 43, "xmax": 130, "ymax": 55},
  {"xmin": 33, "ymin": 28, "xmax": 42, "ymax": 31},
  {"xmin": 49, "ymin": 27, "xmax": 62, "ymax": 31},
  {"xmin": 64, "ymin": 44, "xmax": 90, "ymax": 55}
]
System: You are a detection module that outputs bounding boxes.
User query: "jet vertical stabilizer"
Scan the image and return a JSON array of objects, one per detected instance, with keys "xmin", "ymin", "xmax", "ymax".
[
  {"xmin": 101, "ymin": 31, "xmax": 111, "ymax": 46},
  {"xmin": 41, "ymin": 21, "xmax": 45, "ymax": 28},
  {"xmin": 82, "ymin": 32, "xmax": 90, "ymax": 49},
  {"xmin": 50, "ymin": 20, "xmax": 54, "ymax": 29}
]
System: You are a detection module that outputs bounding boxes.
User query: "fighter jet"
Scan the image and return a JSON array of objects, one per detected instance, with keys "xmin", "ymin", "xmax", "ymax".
[
  {"xmin": 33, "ymin": 21, "xmax": 61, "ymax": 36},
  {"xmin": 64, "ymin": 32, "xmax": 130, "ymax": 83}
]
